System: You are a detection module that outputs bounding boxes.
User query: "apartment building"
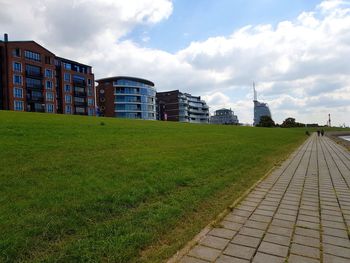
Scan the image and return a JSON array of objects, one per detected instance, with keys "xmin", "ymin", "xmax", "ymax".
[
  {"xmin": 156, "ymin": 90, "xmax": 209, "ymax": 123},
  {"xmin": 0, "ymin": 34, "xmax": 95, "ymax": 115},
  {"xmin": 96, "ymin": 76, "xmax": 156, "ymax": 120},
  {"xmin": 210, "ymin": 108, "xmax": 239, "ymax": 125}
]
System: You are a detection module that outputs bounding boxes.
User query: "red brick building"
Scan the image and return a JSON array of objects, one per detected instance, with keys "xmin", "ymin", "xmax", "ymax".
[{"xmin": 0, "ymin": 34, "xmax": 95, "ymax": 115}]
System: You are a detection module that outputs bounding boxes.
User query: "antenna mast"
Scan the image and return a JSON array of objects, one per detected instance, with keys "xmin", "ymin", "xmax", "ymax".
[
  {"xmin": 328, "ymin": 114, "xmax": 331, "ymax": 127},
  {"xmin": 253, "ymin": 82, "xmax": 257, "ymax": 101}
]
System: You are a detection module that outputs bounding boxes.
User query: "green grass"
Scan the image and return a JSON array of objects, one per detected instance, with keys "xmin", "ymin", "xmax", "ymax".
[{"xmin": 0, "ymin": 111, "xmax": 309, "ymax": 262}]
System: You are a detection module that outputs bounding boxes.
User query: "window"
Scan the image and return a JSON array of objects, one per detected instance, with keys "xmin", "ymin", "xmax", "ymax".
[
  {"xmin": 13, "ymin": 48, "xmax": 21, "ymax": 57},
  {"xmin": 88, "ymin": 98, "xmax": 94, "ymax": 106},
  {"xmin": 14, "ymin": 88, "xmax": 23, "ymax": 98},
  {"xmin": 87, "ymin": 87, "xmax": 93, "ymax": 96},
  {"xmin": 46, "ymin": 92, "xmax": 54, "ymax": 101},
  {"xmin": 64, "ymin": 73, "xmax": 71, "ymax": 82},
  {"xmin": 14, "ymin": 100, "xmax": 24, "ymax": 111},
  {"xmin": 64, "ymin": 63, "xmax": 71, "ymax": 70},
  {"xmin": 26, "ymin": 78, "xmax": 42, "ymax": 89},
  {"xmin": 88, "ymin": 108, "xmax": 94, "ymax": 116},
  {"xmin": 24, "ymin": 50, "xmax": 41, "ymax": 62},
  {"xmin": 26, "ymin": 64, "xmax": 41, "ymax": 77},
  {"xmin": 45, "ymin": 56, "xmax": 52, "ymax": 64},
  {"xmin": 88, "ymin": 79, "xmax": 92, "ymax": 86},
  {"xmin": 46, "ymin": 80, "xmax": 53, "ymax": 89},
  {"xmin": 65, "ymin": 105, "xmax": 72, "ymax": 114},
  {"xmin": 46, "ymin": 104, "xmax": 54, "ymax": 113},
  {"xmin": 64, "ymin": 84, "xmax": 71, "ymax": 92},
  {"xmin": 13, "ymin": 62, "xmax": 22, "ymax": 72},
  {"xmin": 75, "ymin": 107, "xmax": 85, "ymax": 113},
  {"xmin": 65, "ymin": 95, "xmax": 72, "ymax": 104},
  {"xmin": 13, "ymin": 75, "xmax": 22, "ymax": 85},
  {"xmin": 45, "ymin": 69, "xmax": 53, "ymax": 78}
]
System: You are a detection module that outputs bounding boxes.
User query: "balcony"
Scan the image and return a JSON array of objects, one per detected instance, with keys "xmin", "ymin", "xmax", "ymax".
[
  {"xmin": 74, "ymin": 91, "xmax": 86, "ymax": 97},
  {"xmin": 27, "ymin": 94, "xmax": 44, "ymax": 102},
  {"xmin": 73, "ymin": 79, "xmax": 86, "ymax": 87},
  {"xmin": 25, "ymin": 71, "xmax": 43, "ymax": 79},
  {"xmin": 74, "ymin": 99, "xmax": 87, "ymax": 107},
  {"xmin": 26, "ymin": 84, "xmax": 43, "ymax": 90}
]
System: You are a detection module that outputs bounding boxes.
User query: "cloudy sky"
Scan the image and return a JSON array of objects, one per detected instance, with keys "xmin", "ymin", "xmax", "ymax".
[{"xmin": 1, "ymin": 0, "xmax": 350, "ymax": 125}]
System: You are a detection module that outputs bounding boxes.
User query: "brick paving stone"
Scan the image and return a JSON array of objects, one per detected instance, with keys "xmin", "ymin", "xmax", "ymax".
[
  {"xmin": 323, "ymin": 244, "xmax": 350, "ymax": 259},
  {"xmin": 231, "ymin": 234, "xmax": 261, "ymax": 248},
  {"xmin": 293, "ymin": 234, "xmax": 320, "ymax": 248},
  {"xmin": 250, "ymin": 214, "xmax": 272, "ymax": 223},
  {"xmin": 254, "ymin": 209, "xmax": 274, "ymax": 217},
  {"xmin": 231, "ymin": 209, "xmax": 252, "ymax": 218},
  {"xmin": 216, "ymin": 255, "xmax": 249, "ymax": 263},
  {"xmin": 290, "ymin": 243, "xmax": 320, "ymax": 259},
  {"xmin": 257, "ymin": 241, "xmax": 288, "ymax": 257},
  {"xmin": 239, "ymin": 227, "xmax": 265, "ymax": 238},
  {"xmin": 322, "ymin": 220, "xmax": 346, "ymax": 230},
  {"xmin": 274, "ymin": 213, "xmax": 296, "ymax": 222},
  {"xmin": 263, "ymin": 233, "xmax": 291, "ymax": 246},
  {"xmin": 199, "ymin": 235, "xmax": 230, "ymax": 250},
  {"xmin": 294, "ymin": 227, "xmax": 320, "ymax": 238},
  {"xmin": 223, "ymin": 243, "xmax": 255, "ymax": 260},
  {"xmin": 219, "ymin": 220, "xmax": 242, "ymax": 231},
  {"xmin": 277, "ymin": 208, "xmax": 298, "ymax": 216},
  {"xmin": 323, "ymin": 235, "xmax": 350, "ymax": 248},
  {"xmin": 288, "ymin": 254, "xmax": 319, "ymax": 263},
  {"xmin": 296, "ymin": 220, "xmax": 320, "ymax": 230},
  {"xmin": 209, "ymin": 228, "xmax": 236, "ymax": 239},
  {"xmin": 299, "ymin": 210, "xmax": 319, "ymax": 217},
  {"xmin": 188, "ymin": 245, "xmax": 221, "ymax": 261},
  {"xmin": 180, "ymin": 256, "xmax": 209, "ymax": 263},
  {"xmin": 251, "ymin": 252, "xmax": 285, "ymax": 263},
  {"xmin": 323, "ymin": 254, "xmax": 350, "ymax": 263},
  {"xmin": 298, "ymin": 214, "xmax": 320, "ymax": 223}
]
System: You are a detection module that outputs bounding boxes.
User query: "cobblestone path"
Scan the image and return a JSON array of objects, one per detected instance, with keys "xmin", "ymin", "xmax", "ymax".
[{"xmin": 177, "ymin": 134, "xmax": 350, "ymax": 263}]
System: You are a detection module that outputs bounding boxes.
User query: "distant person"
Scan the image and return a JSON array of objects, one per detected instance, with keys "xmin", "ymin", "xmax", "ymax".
[
  {"xmin": 317, "ymin": 130, "xmax": 320, "ymax": 136},
  {"xmin": 321, "ymin": 129, "xmax": 324, "ymax": 136}
]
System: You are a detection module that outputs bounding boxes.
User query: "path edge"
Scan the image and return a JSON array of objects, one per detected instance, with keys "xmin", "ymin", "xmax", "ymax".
[{"xmin": 166, "ymin": 159, "xmax": 285, "ymax": 263}]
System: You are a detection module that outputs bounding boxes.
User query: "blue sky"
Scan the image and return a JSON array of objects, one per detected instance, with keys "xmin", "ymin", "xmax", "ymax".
[{"xmin": 127, "ymin": 0, "xmax": 322, "ymax": 52}]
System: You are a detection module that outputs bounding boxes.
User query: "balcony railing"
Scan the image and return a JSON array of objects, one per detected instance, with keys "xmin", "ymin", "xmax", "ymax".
[
  {"xmin": 26, "ymin": 84, "xmax": 43, "ymax": 90},
  {"xmin": 27, "ymin": 94, "xmax": 44, "ymax": 102},
  {"xmin": 74, "ymin": 91, "xmax": 86, "ymax": 97},
  {"xmin": 25, "ymin": 71, "xmax": 43, "ymax": 79},
  {"xmin": 73, "ymin": 79, "xmax": 86, "ymax": 87}
]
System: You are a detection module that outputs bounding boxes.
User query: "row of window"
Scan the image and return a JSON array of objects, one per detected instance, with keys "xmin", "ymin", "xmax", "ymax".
[
  {"xmin": 14, "ymin": 101, "xmax": 95, "ymax": 115},
  {"xmin": 14, "ymin": 101, "xmax": 54, "ymax": 112},
  {"xmin": 24, "ymin": 50, "xmax": 41, "ymax": 62},
  {"xmin": 13, "ymin": 48, "xmax": 52, "ymax": 64},
  {"xmin": 64, "ymin": 95, "xmax": 94, "ymax": 106},
  {"xmin": 13, "ymin": 75, "xmax": 54, "ymax": 89},
  {"xmin": 64, "ymin": 73, "xmax": 92, "ymax": 85}
]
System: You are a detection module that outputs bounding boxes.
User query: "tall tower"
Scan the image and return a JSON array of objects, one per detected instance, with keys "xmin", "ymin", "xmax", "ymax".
[
  {"xmin": 328, "ymin": 114, "xmax": 331, "ymax": 127},
  {"xmin": 253, "ymin": 82, "xmax": 257, "ymax": 102}
]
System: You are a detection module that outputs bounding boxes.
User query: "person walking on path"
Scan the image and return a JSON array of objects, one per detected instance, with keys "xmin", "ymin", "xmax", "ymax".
[
  {"xmin": 317, "ymin": 130, "xmax": 320, "ymax": 136},
  {"xmin": 321, "ymin": 129, "xmax": 325, "ymax": 136}
]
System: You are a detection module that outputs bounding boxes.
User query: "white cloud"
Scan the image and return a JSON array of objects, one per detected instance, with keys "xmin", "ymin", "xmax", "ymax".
[{"xmin": 1, "ymin": 0, "xmax": 350, "ymax": 126}]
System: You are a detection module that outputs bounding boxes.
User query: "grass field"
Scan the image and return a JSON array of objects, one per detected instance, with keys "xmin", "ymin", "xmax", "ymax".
[{"xmin": 0, "ymin": 111, "xmax": 310, "ymax": 262}]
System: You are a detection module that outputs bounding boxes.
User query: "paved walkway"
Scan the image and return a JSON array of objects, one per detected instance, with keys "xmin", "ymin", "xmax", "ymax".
[{"xmin": 178, "ymin": 134, "xmax": 350, "ymax": 263}]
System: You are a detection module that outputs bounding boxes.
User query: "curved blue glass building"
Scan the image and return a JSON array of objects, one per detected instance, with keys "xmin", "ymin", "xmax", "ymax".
[
  {"xmin": 96, "ymin": 76, "xmax": 156, "ymax": 120},
  {"xmin": 253, "ymin": 85, "xmax": 272, "ymax": 126}
]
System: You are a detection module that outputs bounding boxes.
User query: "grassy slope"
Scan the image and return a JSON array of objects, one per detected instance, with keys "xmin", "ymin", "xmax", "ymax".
[{"xmin": 0, "ymin": 111, "xmax": 307, "ymax": 262}]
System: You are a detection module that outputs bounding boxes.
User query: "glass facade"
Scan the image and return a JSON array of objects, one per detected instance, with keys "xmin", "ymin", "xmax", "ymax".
[
  {"xmin": 113, "ymin": 78, "xmax": 156, "ymax": 120},
  {"xmin": 179, "ymin": 93, "xmax": 209, "ymax": 124}
]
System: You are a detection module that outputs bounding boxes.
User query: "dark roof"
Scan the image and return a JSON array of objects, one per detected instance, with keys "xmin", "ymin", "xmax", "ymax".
[
  {"xmin": 56, "ymin": 56, "xmax": 92, "ymax": 68},
  {"xmin": 96, "ymin": 76, "xmax": 154, "ymax": 86},
  {"xmin": 156, "ymin": 90, "xmax": 179, "ymax": 94},
  {"xmin": 1, "ymin": 40, "xmax": 55, "ymax": 55}
]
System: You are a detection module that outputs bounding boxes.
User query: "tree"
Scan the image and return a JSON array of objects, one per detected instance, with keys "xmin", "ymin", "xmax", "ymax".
[
  {"xmin": 257, "ymin": 115, "xmax": 275, "ymax": 127},
  {"xmin": 281, "ymin": 117, "xmax": 305, "ymax": 128}
]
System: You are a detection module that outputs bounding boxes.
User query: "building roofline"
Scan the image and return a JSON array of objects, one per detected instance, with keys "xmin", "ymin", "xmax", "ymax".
[
  {"xmin": 1, "ymin": 40, "xmax": 56, "ymax": 56},
  {"xmin": 156, "ymin": 90, "xmax": 179, "ymax": 94},
  {"xmin": 96, "ymin": 76, "xmax": 154, "ymax": 86},
  {"xmin": 56, "ymin": 56, "xmax": 92, "ymax": 68}
]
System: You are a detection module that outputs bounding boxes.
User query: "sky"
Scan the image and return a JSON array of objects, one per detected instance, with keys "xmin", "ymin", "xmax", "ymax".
[{"xmin": 1, "ymin": 0, "xmax": 350, "ymax": 126}]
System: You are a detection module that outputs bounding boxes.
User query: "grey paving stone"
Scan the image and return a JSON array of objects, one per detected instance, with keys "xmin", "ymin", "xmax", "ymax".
[
  {"xmin": 267, "ymin": 225, "xmax": 293, "ymax": 237},
  {"xmin": 293, "ymin": 234, "xmax": 320, "ymax": 248},
  {"xmin": 298, "ymin": 214, "xmax": 320, "ymax": 223},
  {"xmin": 323, "ymin": 235, "xmax": 350, "ymax": 248},
  {"xmin": 209, "ymin": 228, "xmax": 236, "ymax": 240},
  {"xmin": 239, "ymin": 227, "xmax": 265, "ymax": 238},
  {"xmin": 216, "ymin": 255, "xmax": 249, "ymax": 263},
  {"xmin": 257, "ymin": 241, "xmax": 288, "ymax": 257},
  {"xmin": 258, "ymin": 205, "xmax": 277, "ymax": 212},
  {"xmin": 296, "ymin": 220, "xmax": 320, "ymax": 230},
  {"xmin": 244, "ymin": 220, "xmax": 269, "ymax": 230},
  {"xmin": 263, "ymin": 233, "xmax": 291, "ymax": 246},
  {"xmin": 250, "ymin": 214, "xmax": 272, "ymax": 223},
  {"xmin": 188, "ymin": 245, "xmax": 221, "ymax": 261},
  {"xmin": 322, "ymin": 220, "xmax": 346, "ymax": 230},
  {"xmin": 274, "ymin": 213, "xmax": 296, "ymax": 222},
  {"xmin": 299, "ymin": 209, "xmax": 319, "ymax": 217},
  {"xmin": 271, "ymin": 218, "xmax": 295, "ymax": 229},
  {"xmin": 290, "ymin": 243, "xmax": 320, "ymax": 259},
  {"xmin": 288, "ymin": 254, "xmax": 319, "ymax": 263},
  {"xmin": 323, "ymin": 253, "xmax": 350, "ymax": 263},
  {"xmin": 277, "ymin": 208, "xmax": 298, "ymax": 216},
  {"xmin": 223, "ymin": 243, "xmax": 256, "ymax": 260},
  {"xmin": 323, "ymin": 243, "xmax": 350, "ymax": 259},
  {"xmin": 231, "ymin": 234, "xmax": 261, "ymax": 248},
  {"xmin": 323, "ymin": 227, "xmax": 348, "ymax": 239},
  {"xmin": 224, "ymin": 214, "xmax": 247, "ymax": 224},
  {"xmin": 220, "ymin": 220, "xmax": 242, "ymax": 231},
  {"xmin": 237, "ymin": 205, "xmax": 255, "ymax": 212},
  {"xmin": 200, "ymin": 235, "xmax": 230, "ymax": 250},
  {"xmin": 231, "ymin": 209, "xmax": 251, "ymax": 218},
  {"xmin": 294, "ymin": 227, "xmax": 320, "ymax": 240},
  {"xmin": 252, "ymin": 252, "xmax": 285, "ymax": 263},
  {"xmin": 254, "ymin": 209, "xmax": 274, "ymax": 217},
  {"xmin": 180, "ymin": 256, "xmax": 209, "ymax": 263}
]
